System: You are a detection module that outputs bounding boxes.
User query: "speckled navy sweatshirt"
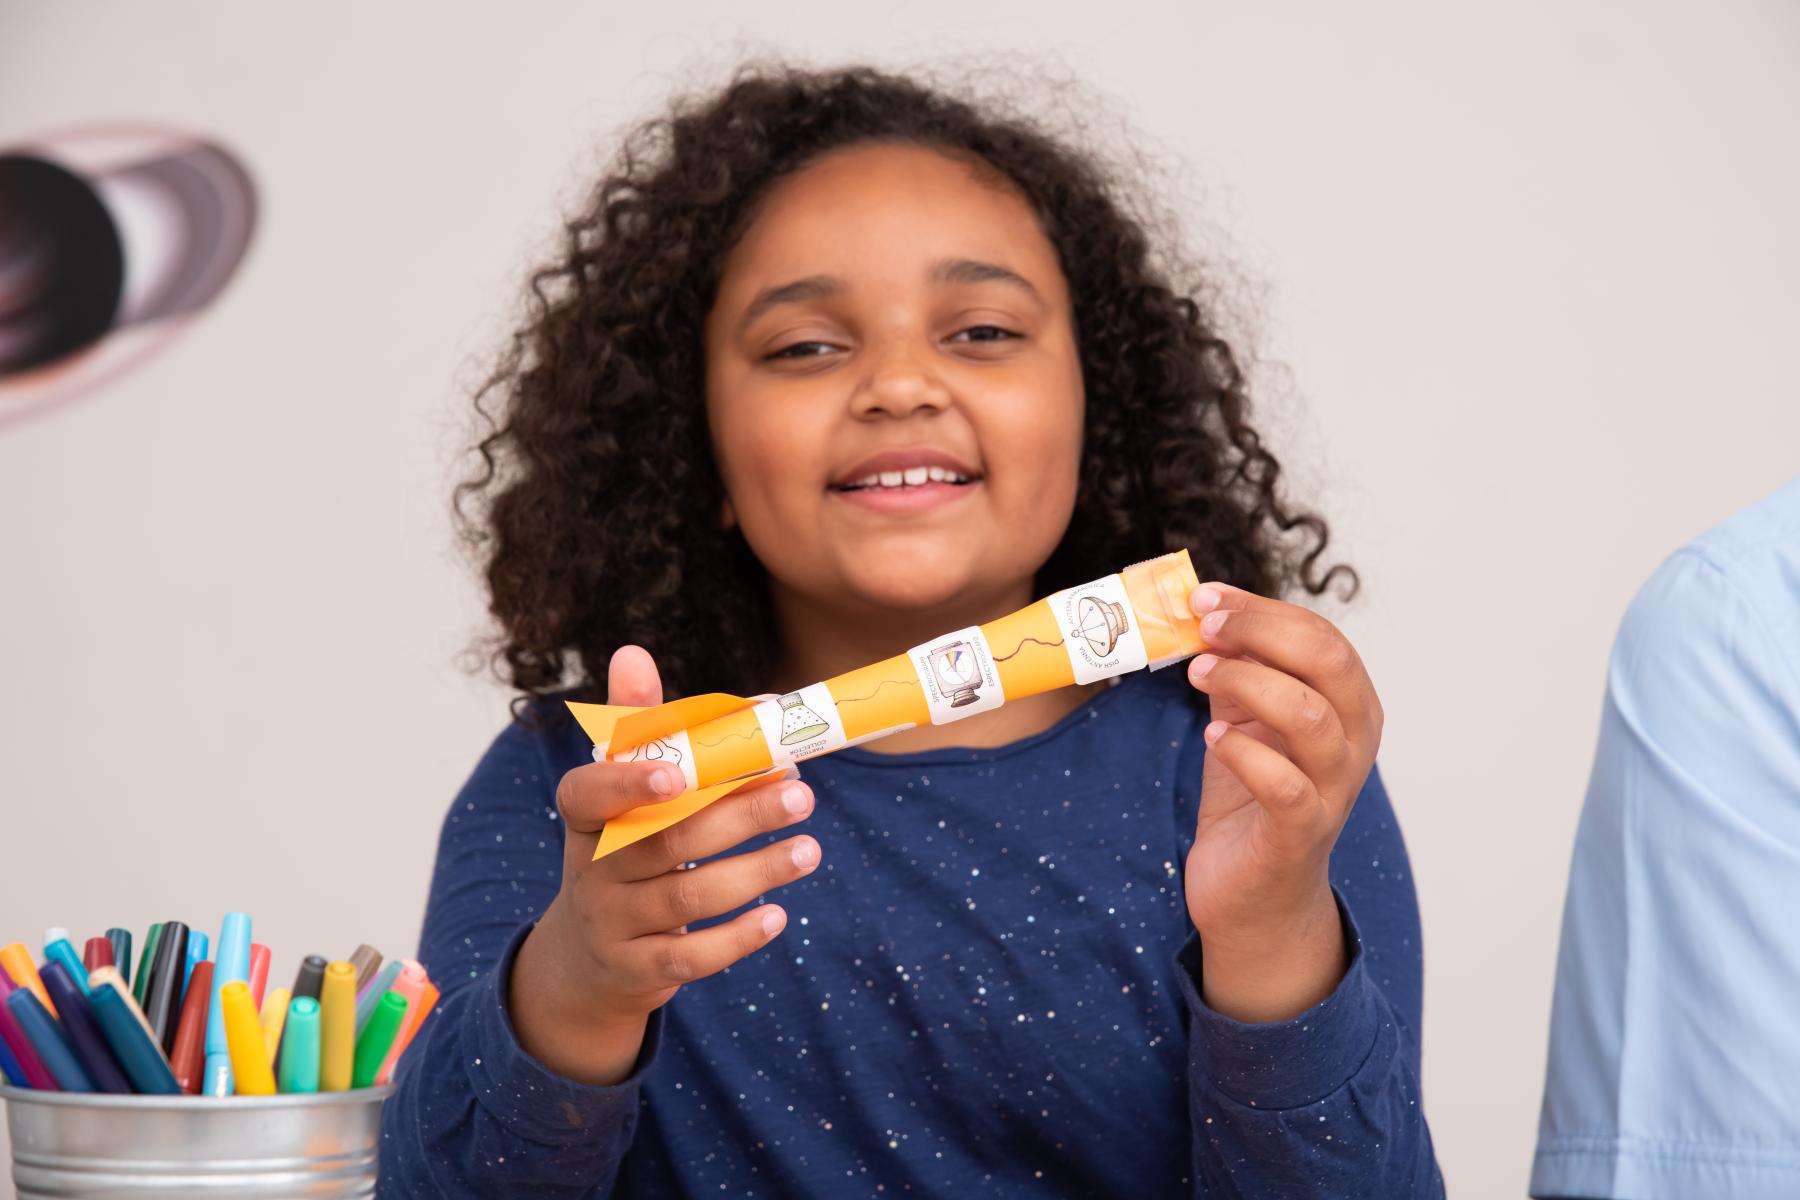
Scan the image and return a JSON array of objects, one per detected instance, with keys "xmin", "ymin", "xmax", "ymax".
[{"xmin": 379, "ymin": 666, "xmax": 1441, "ymax": 1197}]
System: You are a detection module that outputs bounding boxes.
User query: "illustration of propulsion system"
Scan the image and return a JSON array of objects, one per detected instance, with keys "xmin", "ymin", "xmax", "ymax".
[{"xmin": 568, "ymin": 549, "xmax": 1208, "ymax": 859}]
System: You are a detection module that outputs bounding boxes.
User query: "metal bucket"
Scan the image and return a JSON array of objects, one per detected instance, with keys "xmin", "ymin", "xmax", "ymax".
[{"xmin": 2, "ymin": 1084, "xmax": 390, "ymax": 1198}]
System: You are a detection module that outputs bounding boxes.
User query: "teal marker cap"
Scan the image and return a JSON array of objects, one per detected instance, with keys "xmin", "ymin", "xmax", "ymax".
[
  {"xmin": 278, "ymin": 996, "xmax": 321, "ymax": 1094},
  {"xmin": 42, "ymin": 931, "xmax": 89, "ymax": 996}
]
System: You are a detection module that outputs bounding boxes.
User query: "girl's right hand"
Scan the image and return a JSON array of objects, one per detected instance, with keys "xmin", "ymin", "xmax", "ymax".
[{"xmin": 509, "ymin": 644, "xmax": 821, "ymax": 1085}]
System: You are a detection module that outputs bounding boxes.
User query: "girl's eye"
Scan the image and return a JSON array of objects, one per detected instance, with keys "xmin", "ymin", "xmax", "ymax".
[
  {"xmin": 765, "ymin": 325, "xmax": 1019, "ymax": 361},
  {"xmin": 949, "ymin": 324, "xmax": 1019, "ymax": 344},
  {"xmin": 766, "ymin": 341, "xmax": 837, "ymax": 361}
]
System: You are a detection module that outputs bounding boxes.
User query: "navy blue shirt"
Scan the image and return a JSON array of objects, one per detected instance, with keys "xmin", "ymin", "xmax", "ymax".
[{"xmin": 380, "ymin": 667, "xmax": 1441, "ymax": 1196}]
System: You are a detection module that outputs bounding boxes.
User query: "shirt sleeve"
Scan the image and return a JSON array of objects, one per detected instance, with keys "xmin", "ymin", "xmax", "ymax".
[
  {"xmin": 377, "ymin": 712, "xmax": 664, "ymax": 1197},
  {"xmin": 1530, "ymin": 548, "xmax": 1800, "ymax": 1200},
  {"xmin": 1177, "ymin": 766, "xmax": 1444, "ymax": 1198}
]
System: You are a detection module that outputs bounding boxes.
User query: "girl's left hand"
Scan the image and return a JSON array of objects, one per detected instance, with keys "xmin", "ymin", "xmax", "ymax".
[{"xmin": 1181, "ymin": 581, "xmax": 1385, "ymax": 1023}]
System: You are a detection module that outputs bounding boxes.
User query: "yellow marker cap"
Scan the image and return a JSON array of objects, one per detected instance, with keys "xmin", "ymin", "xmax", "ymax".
[
  {"xmin": 260, "ymin": 986, "xmax": 291, "ymax": 1063},
  {"xmin": 318, "ymin": 961, "xmax": 357, "ymax": 1092},
  {"xmin": 220, "ymin": 980, "xmax": 276, "ymax": 1095}
]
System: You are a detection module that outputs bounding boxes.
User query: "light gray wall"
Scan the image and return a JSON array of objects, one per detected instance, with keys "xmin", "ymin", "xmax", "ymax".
[{"xmin": 3, "ymin": 2, "xmax": 1796, "ymax": 1194}]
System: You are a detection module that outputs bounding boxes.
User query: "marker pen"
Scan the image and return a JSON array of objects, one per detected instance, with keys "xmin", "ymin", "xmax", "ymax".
[
  {"xmin": 205, "ymin": 912, "xmax": 252, "ymax": 1095},
  {"xmin": 182, "ymin": 930, "xmax": 210, "ymax": 999},
  {"xmin": 247, "ymin": 942, "xmax": 271, "ymax": 1009},
  {"xmin": 168, "ymin": 960, "xmax": 214, "ymax": 1094},
  {"xmin": 86, "ymin": 972, "xmax": 179, "ymax": 1094},
  {"xmin": 43, "ymin": 929, "xmax": 89, "ymax": 996},
  {"xmin": 371, "ymin": 962, "xmax": 428, "ymax": 1084},
  {"xmin": 352, "ymin": 991, "xmax": 407, "ymax": 1088},
  {"xmin": 318, "ymin": 960, "xmax": 356, "ymax": 1091},
  {"xmin": 1, "ymin": 942, "xmax": 56, "ymax": 1018},
  {"xmin": 260, "ymin": 986, "xmax": 291, "ymax": 1063},
  {"xmin": 0, "ymin": 973, "xmax": 58, "ymax": 1089},
  {"xmin": 379, "ymin": 979, "xmax": 438, "ymax": 1085},
  {"xmin": 276, "ymin": 995, "xmax": 320, "ymax": 1094},
  {"xmin": 354, "ymin": 960, "xmax": 404, "ymax": 1035},
  {"xmin": 83, "ymin": 937, "xmax": 115, "ymax": 973},
  {"xmin": 140, "ymin": 919, "xmax": 189, "ymax": 1053},
  {"xmin": 347, "ymin": 945, "xmax": 382, "ymax": 992},
  {"xmin": 132, "ymin": 923, "xmax": 163, "ymax": 1006},
  {"xmin": 105, "ymin": 927, "xmax": 132, "ymax": 986},
  {"xmin": 38, "ymin": 961, "xmax": 132, "ymax": 1093},
  {"xmin": 220, "ymin": 981, "xmax": 275, "ymax": 1095},
  {"xmin": 7, "ymin": 989, "xmax": 92, "ymax": 1091}
]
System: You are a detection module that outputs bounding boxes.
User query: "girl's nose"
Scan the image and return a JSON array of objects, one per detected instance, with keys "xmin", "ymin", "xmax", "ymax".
[{"xmin": 849, "ymin": 342, "xmax": 952, "ymax": 420}]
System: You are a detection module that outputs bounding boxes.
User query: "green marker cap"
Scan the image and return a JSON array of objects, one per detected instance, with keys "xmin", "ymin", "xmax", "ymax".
[{"xmin": 351, "ymin": 991, "xmax": 408, "ymax": 1088}]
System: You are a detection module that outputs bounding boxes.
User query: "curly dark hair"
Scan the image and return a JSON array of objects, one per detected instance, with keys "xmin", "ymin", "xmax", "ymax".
[{"xmin": 456, "ymin": 59, "xmax": 1355, "ymax": 711}]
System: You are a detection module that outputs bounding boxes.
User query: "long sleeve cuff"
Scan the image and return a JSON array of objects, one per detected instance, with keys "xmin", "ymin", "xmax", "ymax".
[
  {"xmin": 1175, "ymin": 887, "xmax": 1383, "ymax": 1109},
  {"xmin": 460, "ymin": 920, "xmax": 664, "ymax": 1147}
]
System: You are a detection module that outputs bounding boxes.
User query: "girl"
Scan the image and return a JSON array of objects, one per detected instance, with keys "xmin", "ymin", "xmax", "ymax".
[{"xmin": 384, "ymin": 62, "xmax": 1441, "ymax": 1197}]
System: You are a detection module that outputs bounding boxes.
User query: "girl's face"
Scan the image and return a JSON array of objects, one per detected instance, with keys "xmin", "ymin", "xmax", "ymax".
[{"xmin": 703, "ymin": 142, "xmax": 1085, "ymax": 625}]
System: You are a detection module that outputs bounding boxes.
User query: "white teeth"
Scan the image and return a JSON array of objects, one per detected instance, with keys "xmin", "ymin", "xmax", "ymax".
[{"xmin": 842, "ymin": 465, "xmax": 976, "ymax": 489}]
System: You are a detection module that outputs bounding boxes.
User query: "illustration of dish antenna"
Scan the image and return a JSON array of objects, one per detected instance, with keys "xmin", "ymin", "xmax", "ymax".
[
  {"xmin": 777, "ymin": 692, "xmax": 831, "ymax": 745},
  {"xmin": 928, "ymin": 640, "xmax": 984, "ymax": 707},
  {"xmin": 1074, "ymin": 594, "xmax": 1129, "ymax": 656}
]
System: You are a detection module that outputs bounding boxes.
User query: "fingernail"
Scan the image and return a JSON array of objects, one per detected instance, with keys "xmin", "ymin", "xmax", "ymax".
[
  {"xmin": 783, "ymin": 784, "xmax": 812, "ymax": 815},
  {"xmin": 1204, "ymin": 720, "xmax": 1228, "ymax": 745},
  {"xmin": 1201, "ymin": 610, "xmax": 1227, "ymax": 639},
  {"xmin": 791, "ymin": 838, "xmax": 820, "ymax": 868},
  {"xmin": 1191, "ymin": 586, "xmax": 1223, "ymax": 615},
  {"xmin": 1189, "ymin": 654, "xmax": 1217, "ymax": 682},
  {"xmin": 651, "ymin": 767, "xmax": 679, "ymax": 796},
  {"xmin": 761, "ymin": 907, "xmax": 786, "ymax": 936}
]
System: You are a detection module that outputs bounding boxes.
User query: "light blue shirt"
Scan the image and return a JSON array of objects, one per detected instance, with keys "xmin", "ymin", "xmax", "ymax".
[{"xmin": 1532, "ymin": 474, "xmax": 1800, "ymax": 1199}]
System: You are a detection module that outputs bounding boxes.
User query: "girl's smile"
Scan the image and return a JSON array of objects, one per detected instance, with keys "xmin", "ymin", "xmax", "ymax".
[{"xmin": 826, "ymin": 445, "xmax": 983, "ymax": 515}]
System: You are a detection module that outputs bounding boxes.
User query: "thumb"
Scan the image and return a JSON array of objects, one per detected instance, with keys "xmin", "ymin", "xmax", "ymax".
[{"xmin": 607, "ymin": 644, "xmax": 664, "ymax": 708}]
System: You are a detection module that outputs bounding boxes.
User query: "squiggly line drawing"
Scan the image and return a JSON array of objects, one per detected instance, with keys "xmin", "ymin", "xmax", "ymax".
[
  {"xmin": 695, "ymin": 727, "xmax": 758, "ymax": 749},
  {"xmin": 835, "ymin": 677, "xmax": 920, "ymax": 706},
  {"xmin": 993, "ymin": 635, "xmax": 1065, "ymax": 663}
]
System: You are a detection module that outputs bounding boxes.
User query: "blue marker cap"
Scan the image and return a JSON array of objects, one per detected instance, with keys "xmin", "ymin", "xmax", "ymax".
[
  {"xmin": 6, "ymin": 989, "xmax": 94, "ymax": 1092},
  {"xmin": 86, "ymin": 978, "xmax": 179, "ymax": 1094},
  {"xmin": 202, "ymin": 1050, "xmax": 234, "ymax": 1096},
  {"xmin": 0, "ymin": 1026, "xmax": 25, "ymax": 1086},
  {"xmin": 206, "ymin": 913, "xmax": 252, "ymax": 1060},
  {"xmin": 37, "ymin": 962, "xmax": 131, "ymax": 1094},
  {"xmin": 42, "ymin": 930, "xmax": 90, "ymax": 996},
  {"xmin": 183, "ymin": 930, "xmax": 210, "ymax": 1000},
  {"xmin": 354, "ymin": 960, "xmax": 405, "ymax": 1035}
]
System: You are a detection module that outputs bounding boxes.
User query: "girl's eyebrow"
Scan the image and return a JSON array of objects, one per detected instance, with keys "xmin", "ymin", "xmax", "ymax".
[{"xmin": 736, "ymin": 257, "xmax": 1045, "ymax": 333}]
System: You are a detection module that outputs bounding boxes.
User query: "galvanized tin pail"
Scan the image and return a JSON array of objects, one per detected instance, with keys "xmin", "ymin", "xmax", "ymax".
[{"xmin": 2, "ymin": 1084, "xmax": 390, "ymax": 1198}]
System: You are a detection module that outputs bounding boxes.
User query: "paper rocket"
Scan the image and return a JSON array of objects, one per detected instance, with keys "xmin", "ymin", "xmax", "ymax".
[{"xmin": 568, "ymin": 549, "xmax": 1207, "ymax": 860}]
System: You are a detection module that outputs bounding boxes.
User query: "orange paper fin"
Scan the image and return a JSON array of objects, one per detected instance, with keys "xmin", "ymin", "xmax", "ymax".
[
  {"xmin": 564, "ymin": 692, "xmax": 756, "ymax": 756},
  {"xmin": 591, "ymin": 768, "xmax": 786, "ymax": 860},
  {"xmin": 605, "ymin": 693, "xmax": 757, "ymax": 756},
  {"xmin": 564, "ymin": 702, "xmax": 645, "ymax": 752}
]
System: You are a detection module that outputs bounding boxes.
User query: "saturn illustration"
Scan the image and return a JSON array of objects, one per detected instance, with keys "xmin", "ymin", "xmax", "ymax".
[{"xmin": 0, "ymin": 123, "xmax": 258, "ymax": 427}]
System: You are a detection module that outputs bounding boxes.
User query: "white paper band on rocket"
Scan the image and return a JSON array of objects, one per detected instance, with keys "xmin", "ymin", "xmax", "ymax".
[
  {"xmin": 604, "ymin": 726, "xmax": 700, "ymax": 791},
  {"xmin": 907, "ymin": 626, "xmax": 1007, "ymax": 724},
  {"xmin": 751, "ymin": 682, "xmax": 848, "ymax": 768},
  {"xmin": 1046, "ymin": 574, "xmax": 1149, "ymax": 684}
]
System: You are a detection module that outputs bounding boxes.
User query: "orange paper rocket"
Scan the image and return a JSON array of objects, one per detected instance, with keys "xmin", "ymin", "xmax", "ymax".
[{"xmin": 568, "ymin": 549, "xmax": 1207, "ymax": 859}]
